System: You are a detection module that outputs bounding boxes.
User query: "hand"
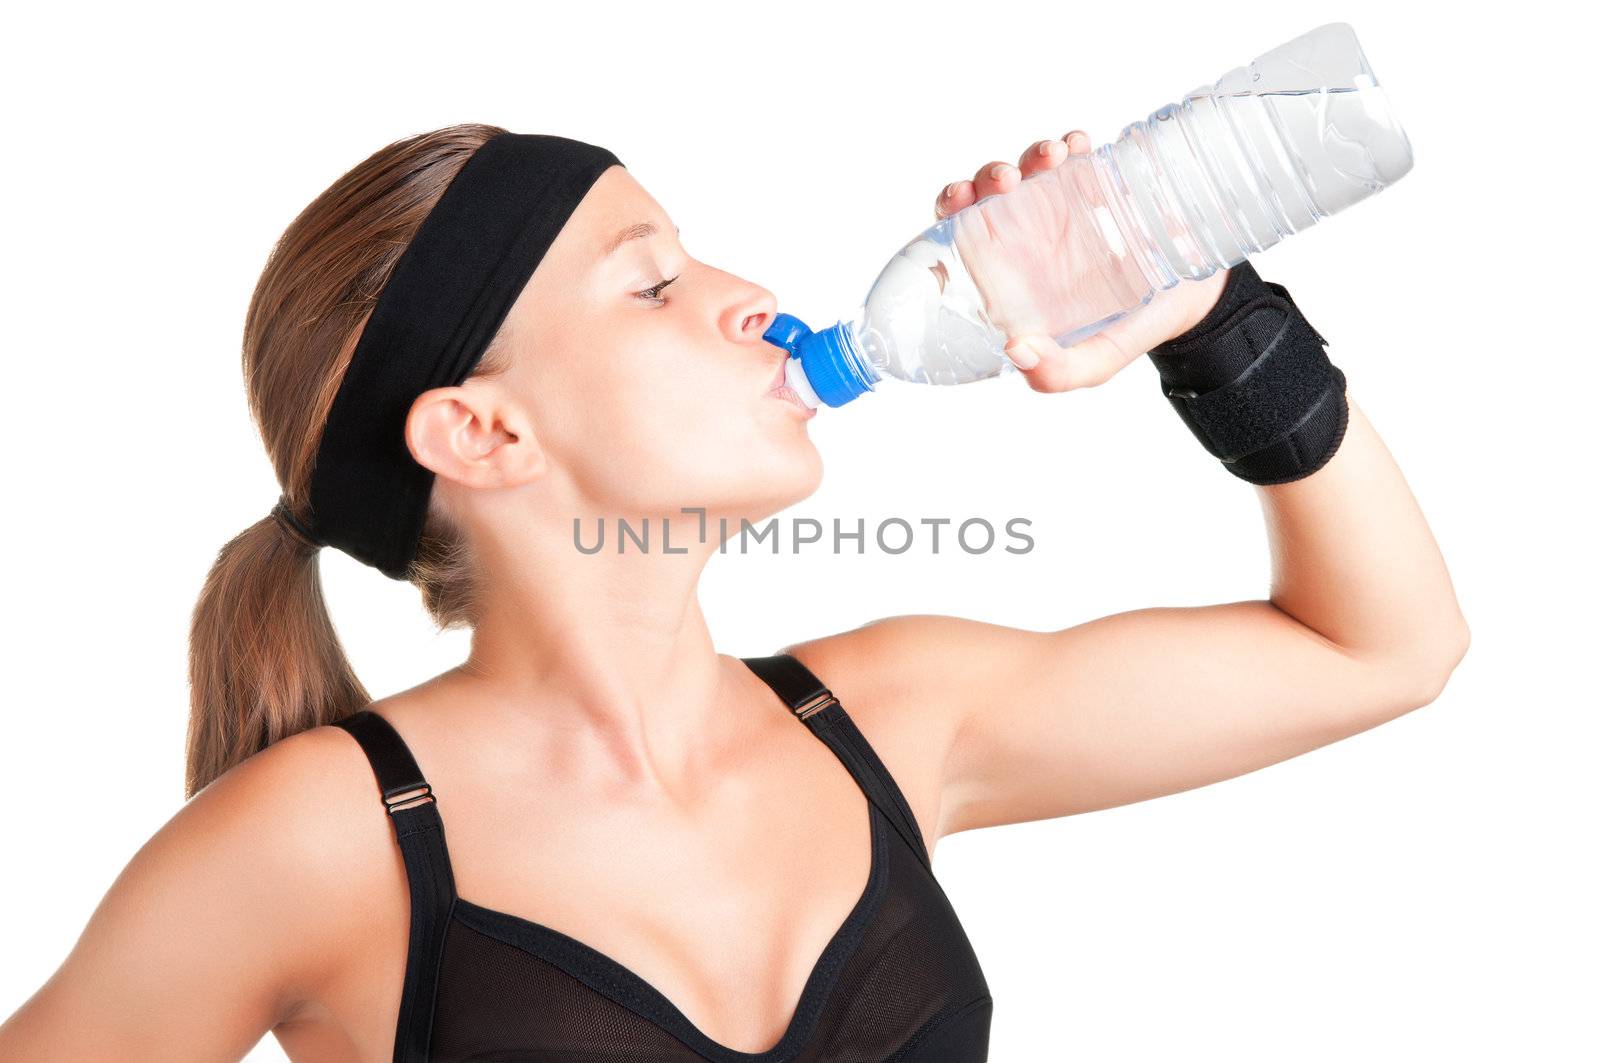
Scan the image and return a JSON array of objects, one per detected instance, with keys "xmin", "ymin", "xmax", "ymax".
[{"xmin": 934, "ymin": 131, "xmax": 1230, "ymax": 393}]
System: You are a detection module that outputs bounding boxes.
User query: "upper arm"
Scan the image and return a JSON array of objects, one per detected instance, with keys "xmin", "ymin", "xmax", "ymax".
[
  {"xmin": 0, "ymin": 724, "xmax": 377, "ymax": 1061},
  {"xmin": 795, "ymin": 605, "xmax": 1465, "ymax": 845}
]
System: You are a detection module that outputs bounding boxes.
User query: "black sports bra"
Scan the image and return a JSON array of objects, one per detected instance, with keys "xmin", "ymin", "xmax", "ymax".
[{"xmin": 334, "ymin": 653, "xmax": 992, "ymax": 1061}]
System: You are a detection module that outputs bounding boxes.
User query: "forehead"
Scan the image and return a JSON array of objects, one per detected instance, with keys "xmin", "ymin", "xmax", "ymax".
[{"xmin": 573, "ymin": 166, "xmax": 670, "ymax": 253}]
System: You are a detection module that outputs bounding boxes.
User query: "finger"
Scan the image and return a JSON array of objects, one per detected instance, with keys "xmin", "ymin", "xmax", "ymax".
[
  {"xmin": 970, "ymin": 159, "xmax": 1020, "ymax": 201},
  {"xmin": 938, "ymin": 132, "xmax": 1089, "ymax": 219},
  {"xmin": 934, "ymin": 178, "xmax": 973, "ymax": 219},
  {"xmin": 1018, "ymin": 137, "xmax": 1067, "ymax": 178}
]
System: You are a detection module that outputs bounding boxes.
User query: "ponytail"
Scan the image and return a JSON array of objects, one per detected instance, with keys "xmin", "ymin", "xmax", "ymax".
[{"xmin": 185, "ymin": 512, "xmax": 364, "ymax": 797}]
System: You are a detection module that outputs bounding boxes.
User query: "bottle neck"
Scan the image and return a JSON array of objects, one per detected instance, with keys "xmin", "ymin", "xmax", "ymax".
[{"xmin": 797, "ymin": 319, "xmax": 879, "ymax": 407}]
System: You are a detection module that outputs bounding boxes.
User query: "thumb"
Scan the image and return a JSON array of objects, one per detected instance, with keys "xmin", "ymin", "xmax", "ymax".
[
  {"xmin": 1006, "ymin": 331, "xmax": 1137, "ymax": 392},
  {"xmin": 1004, "ymin": 335, "xmax": 1054, "ymax": 372}
]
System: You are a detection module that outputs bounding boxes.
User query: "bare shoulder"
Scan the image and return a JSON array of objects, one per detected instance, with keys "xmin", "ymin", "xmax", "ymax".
[
  {"xmin": 184, "ymin": 721, "xmax": 391, "ymax": 899},
  {"xmin": 188, "ymin": 720, "xmax": 406, "ymax": 996},
  {"xmin": 780, "ymin": 614, "xmax": 1029, "ymax": 851},
  {"xmin": 782, "ymin": 613, "xmax": 1028, "ymax": 713},
  {"xmin": 0, "ymin": 719, "xmax": 397, "ymax": 1057},
  {"xmin": 130, "ymin": 722, "xmax": 398, "ymax": 1001},
  {"xmin": 211, "ymin": 716, "xmax": 394, "ymax": 856}
]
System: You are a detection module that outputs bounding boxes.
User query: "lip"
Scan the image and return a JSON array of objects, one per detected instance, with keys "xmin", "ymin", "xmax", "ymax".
[
  {"xmin": 770, "ymin": 383, "xmax": 817, "ymax": 417},
  {"xmin": 766, "ymin": 359, "xmax": 816, "ymax": 418},
  {"xmin": 767, "ymin": 358, "xmax": 789, "ymax": 392}
]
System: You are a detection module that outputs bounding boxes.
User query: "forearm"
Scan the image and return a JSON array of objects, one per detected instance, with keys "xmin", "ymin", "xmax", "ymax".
[{"xmin": 1257, "ymin": 392, "xmax": 1469, "ymax": 674}]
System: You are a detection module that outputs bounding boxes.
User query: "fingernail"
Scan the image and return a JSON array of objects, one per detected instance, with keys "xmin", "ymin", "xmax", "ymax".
[
  {"xmin": 990, "ymin": 163, "xmax": 1011, "ymax": 180},
  {"xmin": 943, "ymin": 182, "xmax": 959, "ymax": 199},
  {"xmin": 1038, "ymin": 140, "xmax": 1060, "ymax": 157},
  {"xmin": 1007, "ymin": 341, "xmax": 1041, "ymax": 370}
]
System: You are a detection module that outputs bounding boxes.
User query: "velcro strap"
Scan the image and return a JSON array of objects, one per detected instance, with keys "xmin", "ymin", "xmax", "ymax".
[{"xmin": 1162, "ymin": 294, "xmax": 1336, "ymax": 462}]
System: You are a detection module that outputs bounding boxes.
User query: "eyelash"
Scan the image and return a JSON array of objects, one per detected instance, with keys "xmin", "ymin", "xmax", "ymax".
[{"xmin": 637, "ymin": 274, "xmax": 680, "ymax": 305}]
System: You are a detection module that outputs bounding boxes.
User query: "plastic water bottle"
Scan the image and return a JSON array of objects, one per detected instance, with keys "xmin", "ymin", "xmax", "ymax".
[{"xmin": 767, "ymin": 22, "xmax": 1413, "ymax": 408}]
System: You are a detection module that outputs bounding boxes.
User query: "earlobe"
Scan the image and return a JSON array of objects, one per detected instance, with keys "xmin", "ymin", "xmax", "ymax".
[{"xmin": 405, "ymin": 386, "xmax": 546, "ymax": 489}]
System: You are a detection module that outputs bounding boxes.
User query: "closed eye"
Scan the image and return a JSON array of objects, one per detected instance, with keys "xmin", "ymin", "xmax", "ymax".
[{"xmin": 637, "ymin": 274, "xmax": 680, "ymax": 305}]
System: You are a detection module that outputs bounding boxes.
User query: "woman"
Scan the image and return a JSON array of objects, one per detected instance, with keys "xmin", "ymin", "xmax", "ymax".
[{"xmin": 0, "ymin": 123, "xmax": 1468, "ymax": 1061}]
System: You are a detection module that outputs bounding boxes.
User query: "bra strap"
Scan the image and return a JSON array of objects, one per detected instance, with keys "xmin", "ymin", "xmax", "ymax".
[
  {"xmin": 335, "ymin": 710, "xmax": 456, "ymax": 1063},
  {"xmin": 743, "ymin": 654, "xmax": 934, "ymax": 872}
]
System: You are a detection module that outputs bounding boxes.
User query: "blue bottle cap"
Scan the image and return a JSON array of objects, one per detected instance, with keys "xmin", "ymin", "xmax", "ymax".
[{"xmin": 763, "ymin": 312, "xmax": 874, "ymax": 407}]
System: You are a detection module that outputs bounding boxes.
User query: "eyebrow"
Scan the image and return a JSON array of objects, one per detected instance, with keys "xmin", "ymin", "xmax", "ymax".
[{"xmin": 602, "ymin": 220, "xmax": 680, "ymax": 259}]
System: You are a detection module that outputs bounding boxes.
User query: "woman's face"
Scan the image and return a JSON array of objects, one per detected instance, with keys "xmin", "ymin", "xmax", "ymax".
[{"xmin": 488, "ymin": 164, "xmax": 821, "ymax": 529}]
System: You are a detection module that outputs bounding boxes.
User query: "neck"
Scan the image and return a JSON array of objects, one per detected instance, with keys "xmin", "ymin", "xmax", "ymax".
[{"xmin": 450, "ymin": 507, "xmax": 761, "ymax": 794}]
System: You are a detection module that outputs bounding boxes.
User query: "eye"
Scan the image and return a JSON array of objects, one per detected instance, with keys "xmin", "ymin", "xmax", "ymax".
[{"xmin": 636, "ymin": 274, "xmax": 680, "ymax": 306}]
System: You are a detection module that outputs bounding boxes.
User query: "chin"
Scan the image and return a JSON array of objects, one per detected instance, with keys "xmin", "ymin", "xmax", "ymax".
[
  {"xmin": 719, "ymin": 446, "xmax": 823, "ymax": 524},
  {"xmin": 773, "ymin": 435, "xmax": 823, "ymax": 499}
]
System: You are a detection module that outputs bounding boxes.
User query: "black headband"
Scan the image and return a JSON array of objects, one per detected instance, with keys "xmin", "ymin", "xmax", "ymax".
[{"xmin": 286, "ymin": 131, "xmax": 623, "ymax": 579}]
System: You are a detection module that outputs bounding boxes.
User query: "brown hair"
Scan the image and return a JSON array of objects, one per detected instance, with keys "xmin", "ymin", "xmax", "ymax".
[{"xmin": 185, "ymin": 124, "xmax": 519, "ymax": 799}]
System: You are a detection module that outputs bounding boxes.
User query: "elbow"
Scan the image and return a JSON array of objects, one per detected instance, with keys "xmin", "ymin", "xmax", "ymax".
[
  {"xmin": 1322, "ymin": 616, "xmax": 1470, "ymax": 734},
  {"xmin": 1400, "ymin": 614, "xmax": 1472, "ymax": 708}
]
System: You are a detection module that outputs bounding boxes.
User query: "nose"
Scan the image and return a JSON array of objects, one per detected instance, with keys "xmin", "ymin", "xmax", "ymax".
[{"xmin": 727, "ymin": 283, "xmax": 778, "ymax": 343}]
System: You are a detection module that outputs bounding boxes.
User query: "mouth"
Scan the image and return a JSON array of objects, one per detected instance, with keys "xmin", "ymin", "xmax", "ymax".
[{"xmin": 767, "ymin": 359, "xmax": 816, "ymax": 417}]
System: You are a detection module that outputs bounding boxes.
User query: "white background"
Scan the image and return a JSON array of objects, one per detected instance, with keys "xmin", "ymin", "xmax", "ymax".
[{"xmin": 3, "ymin": 2, "xmax": 1595, "ymax": 1060}]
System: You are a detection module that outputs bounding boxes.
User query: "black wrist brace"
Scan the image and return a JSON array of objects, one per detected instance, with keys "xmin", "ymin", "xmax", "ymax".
[{"xmin": 1147, "ymin": 260, "xmax": 1349, "ymax": 486}]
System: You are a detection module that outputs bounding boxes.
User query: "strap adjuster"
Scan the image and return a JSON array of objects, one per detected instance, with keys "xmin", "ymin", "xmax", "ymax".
[
  {"xmin": 792, "ymin": 690, "xmax": 838, "ymax": 721},
  {"xmin": 383, "ymin": 783, "xmax": 434, "ymax": 815}
]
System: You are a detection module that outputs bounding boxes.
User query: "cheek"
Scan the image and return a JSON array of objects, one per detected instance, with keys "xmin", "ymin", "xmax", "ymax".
[
  {"xmin": 631, "ymin": 359, "xmax": 745, "ymax": 464},
  {"xmin": 563, "ymin": 348, "xmax": 740, "ymax": 501}
]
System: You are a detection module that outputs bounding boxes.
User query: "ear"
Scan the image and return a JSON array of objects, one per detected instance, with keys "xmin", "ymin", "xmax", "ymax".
[{"xmin": 403, "ymin": 382, "xmax": 546, "ymax": 489}]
